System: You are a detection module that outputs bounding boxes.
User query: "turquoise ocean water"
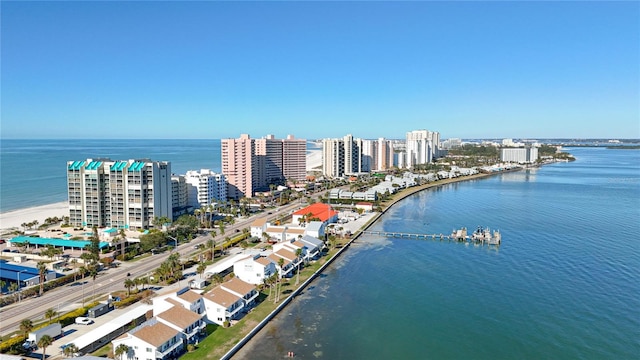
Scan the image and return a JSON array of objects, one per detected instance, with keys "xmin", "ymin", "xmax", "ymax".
[
  {"xmin": 0, "ymin": 139, "xmax": 322, "ymax": 213},
  {"xmin": 235, "ymin": 147, "xmax": 640, "ymax": 359},
  {"xmin": 0, "ymin": 139, "xmax": 223, "ymax": 213}
]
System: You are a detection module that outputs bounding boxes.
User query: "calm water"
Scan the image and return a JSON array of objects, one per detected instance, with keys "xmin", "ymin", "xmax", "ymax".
[
  {"xmin": 235, "ymin": 147, "xmax": 640, "ymax": 359},
  {"xmin": 0, "ymin": 139, "xmax": 222, "ymax": 212}
]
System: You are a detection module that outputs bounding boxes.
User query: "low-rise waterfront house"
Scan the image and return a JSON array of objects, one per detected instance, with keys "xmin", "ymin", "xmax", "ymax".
[
  {"xmin": 250, "ymin": 218, "xmax": 268, "ymax": 239},
  {"xmin": 220, "ymin": 277, "xmax": 259, "ymax": 307},
  {"xmin": 268, "ymin": 248, "xmax": 300, "ymax": 278},
  {"xmin": 202, "ymin": 286, "xmax": 245, "ymax": 326},
  {"xmin": 152, "ymin": 288, "xmax": 205, "ymax": 316},
  {"xmin": 156, "ymin": 305, "xmax": 206, "ymax": 344},
  {"xmin": 233, "ymin": 254, "xmax": 277, "ymax": 285},
  {"xmin": 111, "ymin": 319, "xmax": 183, "ymax": 360},
  {"xmin": 304, "ymin": 221, "xmax": 325, "ymax": 239},
  {"xmin": 298, "ymin": 235, "xmax": 324, "ymax": 260}
]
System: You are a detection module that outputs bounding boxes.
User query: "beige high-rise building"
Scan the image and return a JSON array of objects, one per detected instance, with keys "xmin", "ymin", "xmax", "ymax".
[
  {"xmin": 67, "ymin": 158, "xmax": 172, "ymax": 230},
  {"xmin": 222, "ymin": 134, "xmax": 306, "ymax": 199},
  {"xmin": 221, "ymin": 134, "xmax": 255, "ymax": 200},
  {"xmin": 282, "ymin": 135, "xmax": 307, "ymax": 182}
]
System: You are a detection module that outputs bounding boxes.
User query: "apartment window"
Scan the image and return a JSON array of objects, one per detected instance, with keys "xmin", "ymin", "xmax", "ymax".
[{"xmin": 146, "ymin": 347, "xmax": 152, "ymax": 352}]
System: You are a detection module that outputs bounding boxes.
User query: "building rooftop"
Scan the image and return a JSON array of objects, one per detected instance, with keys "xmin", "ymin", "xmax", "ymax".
[
  {"xmin": 157, "ymin": 305, "xmax": 202, "ymax": 330},
  {"xmin": 177, "ymin": 290, "xmax": 202, "ymax": 304},
  {"xmin": 221, "ymin": 277, "xmax": 255, "ymax": 296},
  {"xmin": 203, "ymin": 287, "xmax": 241, "ymax": 308},
  {"xmin": 132, "ymin": 321, "xmax": 179, "ymax": 348}
]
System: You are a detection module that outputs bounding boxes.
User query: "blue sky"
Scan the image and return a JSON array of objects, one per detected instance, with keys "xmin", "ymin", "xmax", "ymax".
[{"xmin": 1, "ymin": 1, "xmax": 638, "ymax": 140}]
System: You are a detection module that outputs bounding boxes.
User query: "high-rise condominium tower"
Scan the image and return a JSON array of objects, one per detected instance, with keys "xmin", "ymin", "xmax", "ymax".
[{"xmin": 67, "ymin": 158, "xmax": 172, "ymax": 230}]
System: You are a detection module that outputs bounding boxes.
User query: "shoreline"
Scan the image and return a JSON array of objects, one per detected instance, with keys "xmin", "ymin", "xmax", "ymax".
[
  {"xmin": 0, "ymin": 201, "xmax": 69, "ymax": 234},
  {"xmin": 224, "ymin": 168, "xmax": 517, "ymax": 359}
]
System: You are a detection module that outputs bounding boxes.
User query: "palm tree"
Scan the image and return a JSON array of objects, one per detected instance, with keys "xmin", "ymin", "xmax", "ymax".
[
  {"xmin": 212, "ymin": 273, "xmax": 223, "ymax": 285},
  {"xmin": 295, "ymin": 248, "xmax": 303, "ymax": 285},
  {"xmin": 20, "ymin": 318, "xmax": 33, "ymax": 338},
  {"xmin": 197, "ymin": 262, "xmax": 206, "ymax": 279},
  {"xmin": 0, "ymin": 279, "xmax": 6, "ymax": 294},
  {"xmin": 37, "ymin": 334, "xmax": 53, "ymax": 360},
  {"xmin": 276, "ymin": 258, "xmax": 285, "ymax": 303},
  {"xmin": 78, "ymin": 266, "xmax": 88, "ymax": 306},
  {"xmin": 140, "ymin": 276, "xmax": 149, "ymax": 290},
  {"xmin": 88, "ymin": 266, "xmax": 98, "ymax": 300},
  {"xmin": 44, "ymin": 308, "xmax": 57, "ymax": 324},
  {"xmin": 114, "ymin": 343, "xmax": 129, "ymax": 360},
  {"xmin": 206, "ymin": 239, "xmax": 214, "ymax": 261},
  {"xmin": 124, "ymin": 278, "xmax": 135, "ymax": 296},
  {"xmin": 118, "ymin": 228, "xmax": 127, "ymax": 259},
  {"xmin": 37, "ymin": 261, "xmax": 47, "ymax": 296},
  {"xmin": 62, "ymin": 343, "xmax": 79, "ymax": 358}
]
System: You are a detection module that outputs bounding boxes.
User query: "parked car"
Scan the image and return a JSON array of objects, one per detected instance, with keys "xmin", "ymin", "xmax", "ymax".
[{"xmin": 75, "ymin": 317, "xmax": 93, "ymax": 325}]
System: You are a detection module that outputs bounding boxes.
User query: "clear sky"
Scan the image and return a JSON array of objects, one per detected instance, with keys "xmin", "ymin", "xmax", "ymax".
[{"xmin": 1, "ymin": 1, "xmax": 638, "ymax": 140}]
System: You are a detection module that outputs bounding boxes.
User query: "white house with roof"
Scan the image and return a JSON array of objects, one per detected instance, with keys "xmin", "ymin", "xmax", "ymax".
[
  {"xmin": 304, "ymin": 221, "xmax": 325, "ymax": 239},
  {"xmin": 202, "ymin": 286, "xmax": 245, "ymax": 326},
  {"xmin": 220, "ymin": 277, "xmax": 259, "ymax": 307},
  {"xmin": 299, "ymin": 235, "xmax": 324, "ymax": 260},
  {"xmin": 250, "ymin": 218, "xmax": 268, "ymax": 238},
  {"xmin": 111, "ymin": 319, "xmax": 183, "ymax": 360},
  {"xmin": 233, "ymin": 254, "xmax": 277, "ymax": 285},
  {"xmin": 152, "ymin": 288, "xmax": 205, "ymax": 316},
  {"xmin": 155, "ymin": 304, "xmax": 206, "ymax": 344},
  {"xmin": 268, "ymin": 247, "xmax": 300, "ymax": 278}
]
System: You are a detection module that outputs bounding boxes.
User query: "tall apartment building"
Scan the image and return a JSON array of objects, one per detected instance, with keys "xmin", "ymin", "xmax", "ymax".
[
  {"xmin": 282, "ymin": 135, "xmax": 307, "ymax": 182},
  {"xmin": 67, "ymin": 158, "xmax": 171, "ymax": 230},
  {"xmin": 322, "ymin": 134, "xmax": 368, "ymax": 177},
  {"xmin": 171, "ymin": 175, "xmax": 190, "ymax": 220},
  {"xmin": 222, "ymin": 134, "xmax": 306, "ymax": 200},
  {"xmin": 405, "ymin": 129, "xmax": 440, "ymax": 168},
  {"xmin": 377, "ymin": 137, "xmax": 394, "ymax": 171},
  {"xmin": 184, "ymin": 169, "xmax": 227, "ymax": 208},
  {"xmin": 322, "ymin": 138, "xmax": 345, "ymax": 178}
]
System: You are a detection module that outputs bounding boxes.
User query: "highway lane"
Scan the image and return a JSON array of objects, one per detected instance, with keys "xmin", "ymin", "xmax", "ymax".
[{"xmin": 0, "ymin": 199, "xmax": 308, "ymax": 335}]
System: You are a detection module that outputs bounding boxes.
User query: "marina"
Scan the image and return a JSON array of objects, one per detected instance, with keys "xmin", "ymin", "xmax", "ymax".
[{"xmin": 361, "ymin": 226, "xmax": 502, "ymax": 245}]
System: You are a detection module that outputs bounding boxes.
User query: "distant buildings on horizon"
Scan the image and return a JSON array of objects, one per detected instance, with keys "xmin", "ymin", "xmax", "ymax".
[{"xmin": 65, "ymin": 131, "xmax": 545, "ymax": 230}]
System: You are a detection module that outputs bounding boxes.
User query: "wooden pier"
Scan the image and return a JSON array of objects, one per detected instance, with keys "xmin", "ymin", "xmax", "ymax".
[{"xmin": 361, "ymin": 226, "xmax": 501, "ymax": 245}]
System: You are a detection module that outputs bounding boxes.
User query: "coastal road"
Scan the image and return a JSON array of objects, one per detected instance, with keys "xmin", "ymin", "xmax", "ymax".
[{"xmin": 0, "ymin": 199, "xmax": 308, "ymax": 336}]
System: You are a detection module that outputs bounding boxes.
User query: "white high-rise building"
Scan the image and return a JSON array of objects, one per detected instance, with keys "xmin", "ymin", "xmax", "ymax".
[
  {"xmin": 500, "ymin": 145, "xmax": 539, "ymax": 163},
  {"xmin": 67, "ymin": 158, "xmax": 172, "ymax": 230},
  {"xmin": 405, "ymin": 129, "xmax": 440, "ymax": 168},
  {"xmin": 322, "ymin": 134, "xmax": 366, "ymax": 177},
  {"xmin": 184, "ymin": 169, "xmax": 227, "ymax": 209},
  {"xmin": 171, "ymin": 175, "xmax": 190, "ymax": 220}
]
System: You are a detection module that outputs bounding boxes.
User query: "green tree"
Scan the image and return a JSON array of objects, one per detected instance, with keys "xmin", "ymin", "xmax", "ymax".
[
  {"xmin": 62, "ymin": 343, "xmax": 79, "ymax": 358},
  {"xmin": 276, "ymin": 258, "xmax": 285, "ymax": 303},
  {"xmin": 44, "ymin": 308, "xmax": 57, "ymax": 324},
  {"xmin": 37, "ymin": 335, "xmax": 53, "ymax": 360},
  {"xmin": 78, "ymin": 266, "xmax": 88, "ymax": 306},
  {"xmin": 124, "ymin": 278, "xmax": 135, "ymax": 296},
  {"xmin": 197, "ymin": 262, "xmax": 206, "ymax": 279},
  {"xmin": 88, "ymin": 265, "xmax": 98, "ymax": 300},
  {"xmin": 295, "ymin": 248, "xmax": 303, "ymax": 285},
  {"xmin": 114, "ymin": 343, "xmax": 129, "ymax": 360},
  {"xmin": 20, "ymin": 318, "xmax": 33, "ymax": 338},
  {"xmin": 37, "ymin": 262, "xmax": 47, "ymax": 296}
]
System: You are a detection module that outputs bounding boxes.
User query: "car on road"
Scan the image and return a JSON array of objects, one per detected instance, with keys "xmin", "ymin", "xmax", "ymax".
[{"xmin": 75, "ymin": 317, "xmax": 93, "ymax": 325}]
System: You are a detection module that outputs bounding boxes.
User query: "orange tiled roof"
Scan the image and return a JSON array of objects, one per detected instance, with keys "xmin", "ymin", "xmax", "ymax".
[{"xmin": 292, "ymin": 203, "xmax": 338, "ymax": 222}]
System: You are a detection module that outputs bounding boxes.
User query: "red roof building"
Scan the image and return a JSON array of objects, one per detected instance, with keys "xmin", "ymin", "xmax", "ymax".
[{"xmin": 292, "ymin": 203, "xmax": 339, "ymax": 224}]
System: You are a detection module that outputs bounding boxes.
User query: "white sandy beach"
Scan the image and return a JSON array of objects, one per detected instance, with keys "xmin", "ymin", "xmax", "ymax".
[
  {"xmin": 0, "ymin": 151, "xmax": 323, "ymax": 234},
  {"xmin": 0, "ymin": 201, "xmax": 69, "ymax": 234},
  {"xmin": 306, "ymin": 149, "xmax": 322, "ymax": 171}
]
